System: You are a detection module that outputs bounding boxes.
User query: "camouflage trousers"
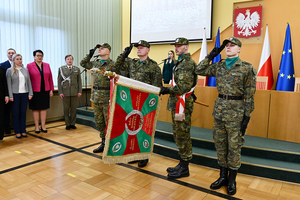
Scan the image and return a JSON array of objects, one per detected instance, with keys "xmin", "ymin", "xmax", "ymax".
[
  {"xmin": 94, "ymin": 102, "xmax": 109, "ymax": 139},
  {"xmin": 171, "ymin": 111, "xmax": 193, "ymax": 161},
  {"xmin": 213, "ymin": 118, "xmax": 245, "ymax": 170}
]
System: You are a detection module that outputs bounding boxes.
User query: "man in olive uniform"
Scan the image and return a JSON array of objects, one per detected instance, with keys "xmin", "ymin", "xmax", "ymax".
[
  {"xmin": 195, "ymin": 37, "xmax": 256, "ymax": 195},
  {"xmin": 58, "ymin": 55, "xmax": 82, "ymax": 130},
  {"xmin": 160, "ymin": 37, "xmax": 198, "ymax": 179},
  {"xmin": 115, "ymin": 40, "xmax": 162, "ymax": 167},
  {"xmin": 80, "ymin": 43, "xmax": 117, "ymax": 153}
]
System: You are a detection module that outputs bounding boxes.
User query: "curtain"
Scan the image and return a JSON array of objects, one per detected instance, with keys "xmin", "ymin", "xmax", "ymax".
[{"xmin": 0, "ymin": 0, "xmax": 122, "ymax": 87}]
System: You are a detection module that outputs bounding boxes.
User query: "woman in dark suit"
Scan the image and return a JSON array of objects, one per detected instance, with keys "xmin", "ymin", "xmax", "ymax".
[
  {"xmin": 27, "ymin": 50, "xmax": 54, "ymax": 133},
  {"xmin": 0, "ymin": 66, "xmax": 9, "ymax": 142},
  {"xmin": 7, "ymin": 54, "xmax": 33, "ymax": 138},
  {"xmin": 162, "ymin": 50, "xmax": 175, "ymax": 84}
]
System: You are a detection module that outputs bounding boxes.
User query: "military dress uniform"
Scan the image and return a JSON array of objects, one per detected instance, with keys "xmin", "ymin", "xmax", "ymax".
[
  {"xmin": 58, "ymin": 65, "xmax": 82, "ymax": 127},
  {"xmin": 80, "ymin": 54, "xmax": 117, "ymax": 140},
  {"xmin": 195, "ymin": 37, "xmax": 256, "ymax": 195}
]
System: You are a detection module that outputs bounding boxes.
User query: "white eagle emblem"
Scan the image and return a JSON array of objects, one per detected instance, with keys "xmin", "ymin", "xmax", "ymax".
[{"xmin": 235, "ymin": 9, "xmax": 260, "ymax": 37}]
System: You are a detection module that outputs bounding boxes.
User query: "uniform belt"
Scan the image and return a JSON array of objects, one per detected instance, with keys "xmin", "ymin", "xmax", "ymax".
[
  {"xmin": 93, "ymin": 86, "xmax": 110, "ymax": 90},
  {"xmin": 218, "ymin": 94, "xmax": 243, "ymax": 100}
]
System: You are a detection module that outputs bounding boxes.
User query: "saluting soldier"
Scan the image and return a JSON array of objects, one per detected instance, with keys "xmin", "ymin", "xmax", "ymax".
[
  {"xmin": 58, "ymin": 55, "xmax": 82, "ymax": 130},
  {"xmin": 195, "ymin": 37, "xmax": 256, "ymax": 195},
  {"xmin": 160, "ymin": 37, "xmax": 198, "ymax": 179},
  {"xmin": 80, "ymin": 43, "xmax": 117, "ymax": 153},
  {"xmin": 115, "ymin": 40, "xmax": 162, "ymax": 168}
]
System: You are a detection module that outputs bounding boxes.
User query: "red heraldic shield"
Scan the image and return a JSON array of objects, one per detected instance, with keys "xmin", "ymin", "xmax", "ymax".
[
  {"xmin": 234, "ymin": 6, "xmax": 262, "ymax": 38},
  {"xmin": 103, "ymin": 75, "xmax": 161, "ymax": 164}
]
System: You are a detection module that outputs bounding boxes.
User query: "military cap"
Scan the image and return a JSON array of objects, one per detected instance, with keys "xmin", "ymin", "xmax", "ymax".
[
  {"xmin": 223, "ymin": 37, "xmax": 242, "ymax": 47},
  {"xmin": 170, "ymin": 37, "xmax": 189, "ymax": 45},
  {"xmin": 134, "ymin": 40, "xmax": 150, "ymax": 48},
  {"xmin": 100, "ymin": 43, "xmax": 111, "ymax": 51}
]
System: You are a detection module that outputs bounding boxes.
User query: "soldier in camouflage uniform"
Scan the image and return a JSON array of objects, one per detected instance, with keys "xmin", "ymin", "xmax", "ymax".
[
  {"xmin": 195, "ymin": 37, "xmax": 256, "ymax": 195},
  {"xmin": 80, "ymin": 43, "xmax": 118, "ymax": 153},
  {"xmin": 115, "ymin": 40, "xmax": 162, "ymax": 167},
  {"xmin": 160, "ymin": 37, "xmax": 198, "ymax": 179}
]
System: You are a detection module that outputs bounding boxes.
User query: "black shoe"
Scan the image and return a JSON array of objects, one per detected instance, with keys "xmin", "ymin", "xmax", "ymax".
[
  {"xmin": 35, "ymin": 130, "xmax": 40, "ymax": 133},
  {"xmin": 93, "ymin": 138, "xmax": 105, "ymax": 153},
  {"xmin": 167, "ymin": 166, "xmax": 189, "ymax": 179},
  {"xmin": 128, "ymin": 160, "xmax": 138, "ymax": 164},
  {"xmin": 93, "ymin": 144, "xmax": 105, "ymax": 153},
  {"xmin": 210, "ymin": 167, "xmax": 228, "ymax": 190},
  {"xmin": 227, "ymin": 169, "xmax": 238, "ymax": 195},
  {"xmin": 70, "ymin": 125, "xmax": 77, "ymax": 129},
  {"xmin": 41, "ymin": 127, "xmax": 47, "ymax": 133},
  {"xmin": 21, "ymin": 133, "xmax": 28, "ymax": 138},
  {"xmin": 138, "ymin": 159, "xmax": 148, "ymax": 167},
  {"xmin": 16, "ymin": 134, "xmax": 22, "ymax": 139},
  {"xmin": 66, "ymin": 126, "xmax": 70, "ymax": 130},
  {"xmin": 167, "ymin": 159, "xmax": 183, "ymax": 173},
  {"xmin": 167, "ymin": 160, "xmax": 189, "ymax": 179}
]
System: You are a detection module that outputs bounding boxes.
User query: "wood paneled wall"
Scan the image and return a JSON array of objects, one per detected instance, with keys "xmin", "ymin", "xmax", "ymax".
[{"xmin": 158, "ymin": 86, "xmax": 300, "ymax": 143}]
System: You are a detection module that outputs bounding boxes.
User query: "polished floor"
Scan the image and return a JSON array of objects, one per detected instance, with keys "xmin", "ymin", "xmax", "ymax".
[{"xmin": 0, "ymin": 121, "xmax": 299, "ymax": 200}]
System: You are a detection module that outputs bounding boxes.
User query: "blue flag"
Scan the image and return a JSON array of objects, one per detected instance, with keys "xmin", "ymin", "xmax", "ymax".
[
  {"xmin": 275, "ymin": 24, "xmax": 295, "ymax": 91},
  {"xmin": 207, "ymin": 28, "xmax": 221, "ymax": 87}
]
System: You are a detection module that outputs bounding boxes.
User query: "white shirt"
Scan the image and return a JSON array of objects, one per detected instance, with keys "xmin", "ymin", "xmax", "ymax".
[{"xmin": 17, "ymin": 68, "xmax": 27, "ymax": 93}]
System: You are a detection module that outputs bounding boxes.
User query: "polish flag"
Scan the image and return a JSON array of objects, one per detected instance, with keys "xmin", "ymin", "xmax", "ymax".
[
  {"xmin": 198, "ymin": 28, "xmax": 208, "ymax": 86},
  {"xmin": 199, "ymin": 28, "xmax": 208, "ymax": 63},
  {"xmin": 258, "ymin": 25, "xmax": 273, "ymax": 90}
]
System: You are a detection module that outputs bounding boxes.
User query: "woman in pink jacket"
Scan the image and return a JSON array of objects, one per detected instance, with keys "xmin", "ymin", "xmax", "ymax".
[{"xmin": 27, "ymin": 50, "xmax": 54, "ymax": 133}]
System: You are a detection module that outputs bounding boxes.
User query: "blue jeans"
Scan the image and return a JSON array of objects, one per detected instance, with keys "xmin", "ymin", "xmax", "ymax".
[{"xmin": 12, "ymin": 93, "xmax": 29, "ymax": 134}]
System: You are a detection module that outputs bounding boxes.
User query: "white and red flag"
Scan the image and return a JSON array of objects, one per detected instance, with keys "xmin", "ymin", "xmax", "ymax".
[
  {"xmin": 258, "ymin": 25, "xmax": 274, "ymax": 90},
  {"xmin": 197, "ymin": 28, "xmax": 208, "ymax": 86}
]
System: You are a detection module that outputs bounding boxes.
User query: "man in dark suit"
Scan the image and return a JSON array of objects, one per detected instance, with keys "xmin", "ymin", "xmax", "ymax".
[
  {"xmin": 0, "ymin": 66, "xmax": 9, "ymax": 142},
  {"xmin": 0, "ymin": 48, "xmax": 16, "ymax": 134}
]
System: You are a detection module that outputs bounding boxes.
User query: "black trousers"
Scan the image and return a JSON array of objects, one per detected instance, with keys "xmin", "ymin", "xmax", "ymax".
[
  {"xmin": 4, "ymin": 101, "xmax": 11, "ymax": 131},
  {"xmin": 0, "ymin": 102, "xmax": 5, "ymax": 140}
]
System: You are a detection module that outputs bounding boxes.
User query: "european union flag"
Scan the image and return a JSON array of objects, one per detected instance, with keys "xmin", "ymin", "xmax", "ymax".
[
  {"xmin": 275, "ymin": 24, "xmax": 295, "ymax": 91},
  {"xmin": 207, "ymin": 28, "xmax": 221, "ymax": 87}
]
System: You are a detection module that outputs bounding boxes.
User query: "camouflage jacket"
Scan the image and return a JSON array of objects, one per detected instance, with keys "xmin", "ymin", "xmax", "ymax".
[
  {"xmin": 115, "ymin": 55, "xmax": 162, "ymax": 87},
  {"xmin": 195, "ymin": 57, "xmax": 256, "ymax": 121},
  {"xmin": 57, "ymin": 65, "xmax": 82, "ymax": 96},
  {"xmin": 167, "ymin": 53, "xmax": 198, "ymax": 113},
  {"xmin": 80, "ymin": 55, "xmax": 117, "ymax": 103}
]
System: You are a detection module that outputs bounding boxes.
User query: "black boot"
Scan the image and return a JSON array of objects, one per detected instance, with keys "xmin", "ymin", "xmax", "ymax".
[
  {"xmin": 166, "ymin": 159, "xmax": 182, "ymax": 173},
  {"xmin": 138, "ymin": 159, "xmax": 148, "ymax": 167},
  {"xmin": 167, "ymin": 160, "xmax": 189, "ymax": 179},
  {"xmin": 227, "ymin": 169, "xmax": 238, "ymax": 195},
  {"xmin": 210, "ymin": 166, "xmax": 228, "ymax": 189},
  {"xmin": 93, "ymin": 138, "xmax": 105, "ymax": 153}
]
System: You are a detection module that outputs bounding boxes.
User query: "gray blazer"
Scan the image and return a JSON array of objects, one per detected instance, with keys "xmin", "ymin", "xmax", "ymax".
[{"xmin": 6, "ymin": 66, "xmax": 33, "ymax": 98}]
